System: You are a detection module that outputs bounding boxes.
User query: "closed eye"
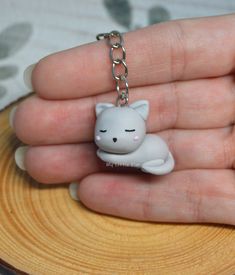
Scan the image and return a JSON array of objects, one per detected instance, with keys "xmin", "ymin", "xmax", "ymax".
[
  {"xmin": 125, "ymin": 129, "xmax": 135, "ymax": 132},
  {"xmin": 99, "ymin": 130, "xmax": 107, "ymax": 133}
]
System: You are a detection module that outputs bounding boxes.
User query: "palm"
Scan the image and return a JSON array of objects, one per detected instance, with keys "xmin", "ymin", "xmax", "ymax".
[{"xmin": 13, "ymin": 15, "xmax": 235, "ymax": 225}]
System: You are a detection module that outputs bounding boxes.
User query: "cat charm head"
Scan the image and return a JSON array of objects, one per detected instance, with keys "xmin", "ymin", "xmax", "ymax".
[{"xmin": 94, "ymin": 100, "xmax": 149, "ymax": 154}]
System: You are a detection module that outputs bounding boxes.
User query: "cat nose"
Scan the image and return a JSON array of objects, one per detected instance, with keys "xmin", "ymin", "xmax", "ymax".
[{"xmin": 113, "ymin": 137, "xmax": 117, "ymax": 143}]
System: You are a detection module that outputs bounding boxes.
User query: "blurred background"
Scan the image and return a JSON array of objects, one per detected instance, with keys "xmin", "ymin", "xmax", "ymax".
[
  {"xmin": 0, "ymin": 0, "xmax": 235, "ymax": 273},
  {"xmin": 1, "ymin": 0, "xmax": 235, "ymax": 111}
]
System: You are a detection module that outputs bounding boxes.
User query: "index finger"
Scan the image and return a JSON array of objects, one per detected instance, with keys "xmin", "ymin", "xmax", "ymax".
[{"xmin": 30, "ymin": 14, "xmax": 235, "ymax": 100}]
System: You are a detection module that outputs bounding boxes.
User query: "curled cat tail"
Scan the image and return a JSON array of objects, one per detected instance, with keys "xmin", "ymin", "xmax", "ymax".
[{"xmin": 141, "ymin": 152, "xmax": 175, "ymax": 176}]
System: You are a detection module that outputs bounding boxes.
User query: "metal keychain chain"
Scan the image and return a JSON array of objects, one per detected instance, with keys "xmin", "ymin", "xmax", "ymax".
[{"xmin": 96, "ymin": 30, "xmax": 129, "ymax": 107}]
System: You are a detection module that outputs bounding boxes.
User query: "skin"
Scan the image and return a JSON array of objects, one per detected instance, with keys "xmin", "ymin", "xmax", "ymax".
[{"xmin": 13, "ymin": 14, "xmax": 235, "ymax": 225}]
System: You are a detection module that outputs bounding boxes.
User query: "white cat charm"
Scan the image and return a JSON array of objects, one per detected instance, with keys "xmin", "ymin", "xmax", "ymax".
[{"xmin": 94, "ymin": 100, "xmax": 175, "ymax": 175}]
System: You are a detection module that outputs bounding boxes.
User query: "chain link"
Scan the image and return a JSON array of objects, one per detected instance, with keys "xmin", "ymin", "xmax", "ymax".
[{"xmin": 96, "ymin": 30, "xmax": 129, "ymax": 106}]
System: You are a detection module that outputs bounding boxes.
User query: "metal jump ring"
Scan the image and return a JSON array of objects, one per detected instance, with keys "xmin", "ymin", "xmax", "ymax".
[
  {"xmin": 110, "ymin": 44, "xmax": 126, "ymax": 64},
  {"xmin": 112, "ymin": 59, "xmax": 128, "ymax": 81},
  {"xmin": 109, "ymin": 30, "xmax": 123, "ymax": 47}
]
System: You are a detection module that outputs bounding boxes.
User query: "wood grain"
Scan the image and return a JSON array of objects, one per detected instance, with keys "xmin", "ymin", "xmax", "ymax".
[{"xmin": 0, "ymin": 101, "xmax": 235, "ymax": 274}]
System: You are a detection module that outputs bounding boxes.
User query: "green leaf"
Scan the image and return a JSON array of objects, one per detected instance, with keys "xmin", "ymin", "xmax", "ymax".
[
  {"xmin": 0, "ymin": 22, "xmax": 33, "ymax": 59},
  {"xmin": 0, "ymin": 65, "xmax": 18, "ymax": 80},
  {"xmin": 0, "ymin": 85, "xmax": 7, "ymax": 98},
  {"xmin": 148, "ymin": 6, "xmax": 170, "ymax": 25},
  {"xmin": 103, "ymin": 0, "xmax": 132, "ymax": 29}
]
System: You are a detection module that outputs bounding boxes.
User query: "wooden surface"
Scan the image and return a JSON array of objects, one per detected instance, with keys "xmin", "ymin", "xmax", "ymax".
[{"xmin": 0, "ymin": 101, "xmax": 235, "ymax": 275}]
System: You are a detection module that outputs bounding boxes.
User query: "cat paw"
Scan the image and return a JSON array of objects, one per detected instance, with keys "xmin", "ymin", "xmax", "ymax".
[{"xmin": 141, "ymin": 154, "xmax": 174, "ymax": 175}]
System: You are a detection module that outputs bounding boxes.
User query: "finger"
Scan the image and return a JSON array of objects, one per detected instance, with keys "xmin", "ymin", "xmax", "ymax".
[
  {"xmin": 78, "ymin": 170, "xmax": 235, "ymax": 225},
  {"xmin": 32, "ymin": 14, "xmax": 235, "ymax": 99},
  {"xmin": 160, "ymin": 127, "xmax": 235, "ymax": 171},
  {"xmin": 14, "ymin": 76, "xmax": 235, "ymax": 145},
  {"xmin": 22, "ymin": 127, "xmax": 235, "ymax": 183},
  {"xmin": 23, "ymin": 143, "xmax": 135, "ymax": 183},
  {"xmin": 23, "ymin": 143, "xmax": 102, "ymax": 184}
]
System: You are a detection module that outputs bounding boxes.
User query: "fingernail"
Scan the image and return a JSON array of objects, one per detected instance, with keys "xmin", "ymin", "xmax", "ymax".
[
  {"xmin": 9, "ymin": 106, "xmax": 18, "ymax": 129},
  {"xmin": 69, "ymin": 182, "xmax": 80, "ymax": 201},
  {"xmin": 14, "ymin": 146, "xmax": 28, "ymax": 171},
  {"xmin": 23, "ymin": 63, "xmax": 36, "ymax": 90}
]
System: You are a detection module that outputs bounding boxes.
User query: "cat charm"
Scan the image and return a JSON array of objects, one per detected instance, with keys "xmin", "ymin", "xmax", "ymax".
[{"xmin": 94, "ymin": 100, "xmax": 175, "ymax": 175}]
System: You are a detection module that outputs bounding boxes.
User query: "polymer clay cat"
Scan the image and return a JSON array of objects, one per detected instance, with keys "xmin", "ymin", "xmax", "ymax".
[{"xmin": 94, "ymin": 100, "xmax": 174, "ymax": 175}]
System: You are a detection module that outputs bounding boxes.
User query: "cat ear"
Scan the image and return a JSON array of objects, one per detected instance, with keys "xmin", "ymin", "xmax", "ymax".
[
  {"xmin": 95, "ymin": 103, "xmax": 114, "ymax": 117},
  {"xmin": 130, "ymin": 100, "xmax": 149, "ymax": 120}
]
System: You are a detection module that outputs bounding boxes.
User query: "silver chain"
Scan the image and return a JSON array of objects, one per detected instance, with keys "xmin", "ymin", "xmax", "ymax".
[{"xmin": 96, "ymin": 30, "xmax": 129, "ymax": 107}]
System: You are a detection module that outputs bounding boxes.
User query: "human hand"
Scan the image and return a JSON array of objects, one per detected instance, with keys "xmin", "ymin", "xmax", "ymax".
[{"xmin": 10, "ymin": 14, "xmax": 235, "ymax": 225}]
